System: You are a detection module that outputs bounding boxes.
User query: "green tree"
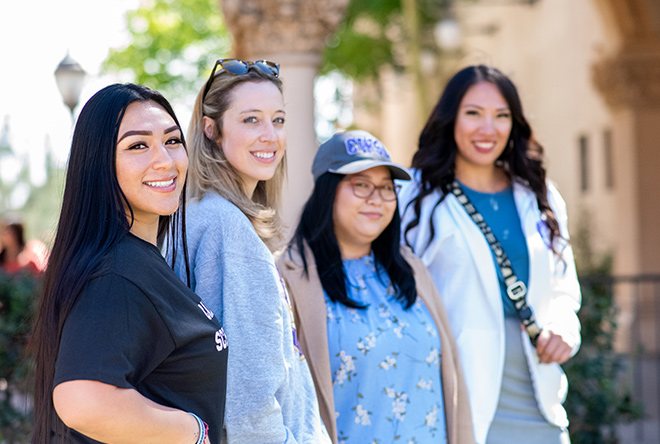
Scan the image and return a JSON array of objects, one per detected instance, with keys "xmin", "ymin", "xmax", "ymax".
[
  {"xmin": 321, "ymin": 0, "xmax": 451, "ymax": 115},
  {"xmin": 102, "ymin": 0, "xmax": 231, "ymax": 99},
  {"xmin": 320, "ymin": 0, "xmax": 451, "ymax": 79},
  {"xmin": 321, "ymin": 0, "xmax": 402, "ymax": 80},
  {"xmin": 102, "ymin": 0, "xmax": 451, "ymax": 103}
]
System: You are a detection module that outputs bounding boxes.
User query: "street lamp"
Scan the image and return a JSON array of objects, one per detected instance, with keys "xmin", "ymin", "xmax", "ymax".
[{"xmin": 54, "ymin": 53, "xmax": 86, "ymax": 119}]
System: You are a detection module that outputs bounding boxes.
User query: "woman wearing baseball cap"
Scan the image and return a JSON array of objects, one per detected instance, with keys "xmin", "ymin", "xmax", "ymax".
[{"xmin": 277, "ymin": 130, "xmax": 475, "ymax": 444}]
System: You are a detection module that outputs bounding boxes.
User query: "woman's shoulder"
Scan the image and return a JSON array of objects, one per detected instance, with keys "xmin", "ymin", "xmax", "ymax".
[
  {"xmin": 399, "ymin": 243, "xmax": 416, "ymax": 261},
  {"xmin": 186, "ymin": 193, "xmax": 257, "ymax": 237},
  {"xmin": 107, "ymin": 233, "xmax": 161, "ymax": 265},
  {"xmin": 545, "ymin": 179, "xmax": 568, "ymax": 218},
  {"xmin": 187, "ymin": 192, "xmax": 247, "ymax": 219},
  {"xmin": 544, "ymin": 179, "xmax": 565, "ymax": 200},
  {"xmin": 397, "ymin": 169, "xmax": 422, "ymax": 199},
  {"xmin": 82, "ymin": 239, "xmax": 155, "ymax": 300},
  {"xmin": 398, "ymin": 169, "xmax": 449, "ymax": 205},
  {"xmin": 105, "ymin": 234, "xmax": 171, "ymax": 281},
  {"xmin": 511, "ymin": 177, "xmax": 567, "ymax": 214},
  {"xmin": 398, "ymin": 244, "xmax": 428, "ymax": 274},
  {"xmin": 275, "ymin": 243, "xmax": 312, "ymax": 274},
  {"xmin": 185, "ymin": 194, "xmax": 273, "ymax": 266}
]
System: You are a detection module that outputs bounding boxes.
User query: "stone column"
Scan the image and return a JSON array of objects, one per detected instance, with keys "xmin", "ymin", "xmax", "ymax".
[
  {"xmin": 592, "ymin": 44, "xmax": 660, "ymax": 275},
  {"xmin": 221, "ymin": 0, "xmax": 350, "ymax": 242}
]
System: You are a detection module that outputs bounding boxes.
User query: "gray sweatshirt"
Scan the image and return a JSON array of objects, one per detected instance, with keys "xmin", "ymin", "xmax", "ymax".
[{"xmin": 172, "ymin": 193, "xmax": 330, "ymax": 444}]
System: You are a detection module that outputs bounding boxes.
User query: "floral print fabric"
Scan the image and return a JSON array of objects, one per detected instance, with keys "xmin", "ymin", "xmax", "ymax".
[{"xmin": 326, "ymin": 253, "xmax": 448, "ymax": 444}]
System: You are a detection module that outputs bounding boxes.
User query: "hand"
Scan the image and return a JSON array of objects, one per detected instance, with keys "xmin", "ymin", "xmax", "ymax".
[{"xmin": 535, "ymin": 328, "xmax": 572, "ymax": 364}]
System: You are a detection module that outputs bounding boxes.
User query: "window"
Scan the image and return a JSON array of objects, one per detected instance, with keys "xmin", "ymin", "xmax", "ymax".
[
  {"xmin": 579, "ymin": 135, "xmax": 589, "ymax": 192},
  {"xmin": 603, "ymin": 129, "xmax": 614, "ymax": 189}
]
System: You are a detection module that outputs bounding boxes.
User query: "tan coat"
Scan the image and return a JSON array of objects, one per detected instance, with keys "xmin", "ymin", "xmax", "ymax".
[{"xmin": 277, "ymin": 244, "xmax": 475, "ymax": 444}]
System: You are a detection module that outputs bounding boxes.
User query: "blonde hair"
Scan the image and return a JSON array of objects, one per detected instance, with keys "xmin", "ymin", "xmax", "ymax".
[{"xmin": 187, "ymin": 69, "xmax": 286, "ymax": 248}]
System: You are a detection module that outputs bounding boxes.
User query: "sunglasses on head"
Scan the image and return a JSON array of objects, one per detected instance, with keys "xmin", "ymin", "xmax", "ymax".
[{"xmin": 202, "ymin": 58, "xmax": 280, "ymax": 101}]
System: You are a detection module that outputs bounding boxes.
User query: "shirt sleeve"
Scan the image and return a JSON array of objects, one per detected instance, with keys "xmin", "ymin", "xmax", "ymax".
[
  {"xmin": 192, "ymin": 223, "xmax": 300, "ymax": 444},
  {"xmin": 54, "ymin": 274, "xmax": 175, "ymax": 389}
]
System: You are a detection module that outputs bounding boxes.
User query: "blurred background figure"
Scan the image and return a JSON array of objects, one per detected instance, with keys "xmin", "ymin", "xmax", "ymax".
[
  {"xmin": 0, "ymin": 219, "xmax": 45, "ymax": 274},
  {"xmin": 22, "ymin": 238, "xmax": 49, "ymax": 272},
  {"xmin": 400, "ymin": 65, "xmax": 581, "ymax": 444}
]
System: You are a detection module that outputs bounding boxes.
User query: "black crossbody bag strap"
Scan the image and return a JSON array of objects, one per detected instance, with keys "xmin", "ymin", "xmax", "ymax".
[{"xmin": 451, "ymin": 180, "xmax": 542, "ymax": 347}]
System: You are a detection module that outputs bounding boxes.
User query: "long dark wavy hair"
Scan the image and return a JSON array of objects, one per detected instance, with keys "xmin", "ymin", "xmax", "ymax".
[
  {"xmin": 404, "ymin": 64, "xmax": 564, "ymax": 257},
  {"xmin": 30, "ymin": 83, "xmax": 189, "ymax": 443},
  {"xmin": 289, "ymin": 172, "xmax": 417, "ymax": 309}
]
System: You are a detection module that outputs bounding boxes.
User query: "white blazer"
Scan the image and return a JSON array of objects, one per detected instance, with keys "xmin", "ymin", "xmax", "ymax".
[{"xmin": 399, "ymin": 173, "xmax": 581, "ymax": 444}]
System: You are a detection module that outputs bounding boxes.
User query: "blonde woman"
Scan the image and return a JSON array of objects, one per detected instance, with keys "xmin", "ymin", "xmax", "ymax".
[{"xmin": 172, "ymin": 59, "xmax": 330, "ymax": 444}]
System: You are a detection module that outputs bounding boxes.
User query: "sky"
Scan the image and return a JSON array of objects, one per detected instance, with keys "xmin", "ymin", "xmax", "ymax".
[{"xmin": 0, "ymin": 0, "xmax": 139, "ymax": 187}]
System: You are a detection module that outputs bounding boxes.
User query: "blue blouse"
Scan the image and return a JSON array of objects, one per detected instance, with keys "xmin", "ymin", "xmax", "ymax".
[
  {"xmin": 325, "ymin": 253, "xmax": 448, "ymax": 444},
  {"xmin": 460, "ymin": 183, "xmax": 530, "ymax": 318}
]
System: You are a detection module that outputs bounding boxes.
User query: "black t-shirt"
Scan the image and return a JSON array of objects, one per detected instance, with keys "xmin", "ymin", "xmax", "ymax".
[{"xmin": 53, "ymin": 233, "xmax": 228, "ymax": 443}]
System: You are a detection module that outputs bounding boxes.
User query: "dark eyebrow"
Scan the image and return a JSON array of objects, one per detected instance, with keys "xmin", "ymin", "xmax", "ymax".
[
  {"xmin": 117, "ymin": 125, "xmax": 180, "ymax": 143},
  {"xmin": 118, "ymin": 130, "xmax": 151, "ymax": 143}
]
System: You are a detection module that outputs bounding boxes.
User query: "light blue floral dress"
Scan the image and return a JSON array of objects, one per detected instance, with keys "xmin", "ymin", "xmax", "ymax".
[{"xmin": 325, "ymin": 253, "xmax": 448, "ymax": 444}]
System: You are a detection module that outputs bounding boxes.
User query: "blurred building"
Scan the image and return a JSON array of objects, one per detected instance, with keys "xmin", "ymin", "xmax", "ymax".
[{"xmin": 353, "ymin": 0, "xmax": 660, "ymax": 279}]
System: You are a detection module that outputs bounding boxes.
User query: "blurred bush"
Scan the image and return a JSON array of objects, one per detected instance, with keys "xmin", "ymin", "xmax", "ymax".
[
  {"xmin": 0, "ymin": 269, "xmax": 39, "ymax": 442},
  {"xmin": 566, "ymin": 214, "xmax": 644, "ymax": 444}
]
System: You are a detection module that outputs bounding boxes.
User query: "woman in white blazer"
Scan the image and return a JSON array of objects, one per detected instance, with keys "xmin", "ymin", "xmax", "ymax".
[{"xmin": 399, "ymin": 65, "xmax": 581, "ymax": 444}]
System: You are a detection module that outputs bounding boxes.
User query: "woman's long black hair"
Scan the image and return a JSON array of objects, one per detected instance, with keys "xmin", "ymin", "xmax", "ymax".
[
  {"xmin": 289, "ymin": 172, "xmax": 417, "ymax": 309},
  {"xmin": 30, "ymin": 83, "xmax": 189, "ymax": 443},
  {"xmin": 403, "ymin": 64, "xmax": 564, "ymax": 257}
]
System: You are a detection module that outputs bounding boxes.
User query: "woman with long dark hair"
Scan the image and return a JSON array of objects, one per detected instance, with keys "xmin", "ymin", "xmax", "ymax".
[
  {"xmin": 278, "ymin": 130, "xmax": 474, "ymax": 444},
  {"xmin": 400, "ymin": 65, "xmax": 581, "ymax": 444},
  {"xmin": 31, "ymin": 83, "xmax": 227, "ymax": 444}
]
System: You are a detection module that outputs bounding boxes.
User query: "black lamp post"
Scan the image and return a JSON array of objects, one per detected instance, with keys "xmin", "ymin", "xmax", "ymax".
[{"xmin": 54, "ymin": 53, "xmax": 86, "ymax": 120}]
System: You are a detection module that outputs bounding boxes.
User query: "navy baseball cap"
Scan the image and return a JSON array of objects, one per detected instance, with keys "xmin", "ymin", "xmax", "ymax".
[{"xmin": 312, "ymin": 130, "xmax": 411, "ymax": 181}]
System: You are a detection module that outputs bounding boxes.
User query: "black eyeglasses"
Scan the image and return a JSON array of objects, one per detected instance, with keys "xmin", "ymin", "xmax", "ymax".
[
  {"xmin": 202, "ymin": 58, "xmax": 280, "ymax": 101},
  {"xmin": 342, "ymin": 177, "xmax": 401, "ymax": 202}
]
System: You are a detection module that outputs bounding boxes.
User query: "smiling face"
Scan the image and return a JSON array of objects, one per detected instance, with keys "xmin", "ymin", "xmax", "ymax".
[
  {"xmin": 454, "ymin": 81, "xmax": 513, "ymax": 175},
  {"xmin": 115, "ymin": 100, "xmax": 188, "ymax": 242},
  {"xmin": 217, "ymin": 81, "xmax": 286, "ymax": 196},
  {"xmin": 332, "ymin": 166, "xmax": 397, "ymax": 259}
]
